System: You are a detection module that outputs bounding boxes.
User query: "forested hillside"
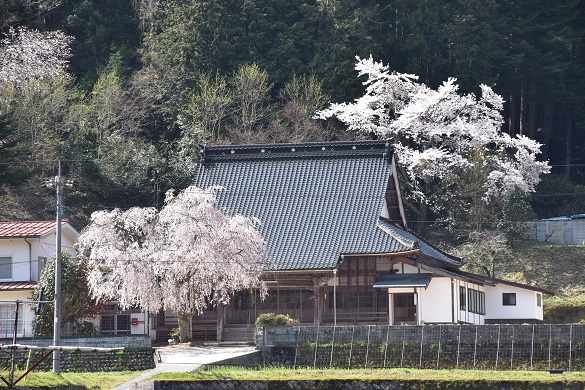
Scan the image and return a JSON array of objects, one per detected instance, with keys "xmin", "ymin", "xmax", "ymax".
[{"xmin": 0, "ymin": 0, "xmax": 584, "ymax": 236}]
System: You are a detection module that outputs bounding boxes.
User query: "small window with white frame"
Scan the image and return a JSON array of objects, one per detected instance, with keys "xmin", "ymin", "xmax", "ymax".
[
  {"xmin": 0, "ymin": 257, "xmax": 11, "ymax": 279},
  {"xmin": 537, "ymin": 293, "xmax": 542, "ymax": 307}
]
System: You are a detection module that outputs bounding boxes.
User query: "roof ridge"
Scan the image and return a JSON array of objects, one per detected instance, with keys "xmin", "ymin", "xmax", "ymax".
[
  {"xmin": 201, "ymin": 140, "xmax": 392, "ymax": 163},
  {"xmin": 376, "ymin": 219, "xmax": 417, "ymax": 249}
]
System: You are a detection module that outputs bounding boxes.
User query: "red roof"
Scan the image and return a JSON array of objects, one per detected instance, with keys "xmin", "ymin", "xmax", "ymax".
[
  {"xmin": 0, "ymin": 281, "xmax": 38, "ymax": 290},
  {"xmin": 0, "ymin": 221, "xmax": 61, "ymax": 238}
]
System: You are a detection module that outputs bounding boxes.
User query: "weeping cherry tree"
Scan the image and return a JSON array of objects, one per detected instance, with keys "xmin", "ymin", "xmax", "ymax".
[{"xmin": 77, "ymin": 185, "xmax": 269, "ymax": 342}]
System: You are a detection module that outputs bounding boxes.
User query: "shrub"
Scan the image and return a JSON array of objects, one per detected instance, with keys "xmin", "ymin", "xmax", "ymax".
[{"xmin": 255, "ymin": 313, "xmax": 300, "ymax": 326}]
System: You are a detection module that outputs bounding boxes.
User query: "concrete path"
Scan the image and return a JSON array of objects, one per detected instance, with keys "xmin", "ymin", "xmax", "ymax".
[{"xmin": 111, "ymin": 344, "xmax": 257, "ymax": 390}]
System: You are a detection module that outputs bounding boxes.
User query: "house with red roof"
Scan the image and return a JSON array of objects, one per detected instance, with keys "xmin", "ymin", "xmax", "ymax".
[{"xmin": 0, "ymin": 221, "xmax": 78, "ymax": 338}]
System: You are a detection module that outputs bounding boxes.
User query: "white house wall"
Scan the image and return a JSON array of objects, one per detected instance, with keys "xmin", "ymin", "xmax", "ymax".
[
  {"xmin": 0, "ymin": 233, "xmax": 77, "ymax": 283},
  {"xmin": 454, "ymin": 279, "xmax": 485, "ymax": 325},
  {"xmin": 419, "ymin": 277, "xmax": 453, "ymax": 324},
  {"xmin": 484, "ymin": 284, "xmax": 543, "ymax": 321}
]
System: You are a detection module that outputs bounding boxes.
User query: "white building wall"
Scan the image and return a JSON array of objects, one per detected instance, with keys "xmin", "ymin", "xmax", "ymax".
[
  {"xmin": 453, "ymin": 279, "xmax": 485, "ymax": 325},
  {"xmin": 0, "ymin": 228, "xmax": 78, "ymax": 283},
  {"xmin": 419, "ymin": 277, "xmax": 453, "ymax": 324},
  {"xmin": 484, "ymin": 284, "xmax": 542, "ymax": 321}
]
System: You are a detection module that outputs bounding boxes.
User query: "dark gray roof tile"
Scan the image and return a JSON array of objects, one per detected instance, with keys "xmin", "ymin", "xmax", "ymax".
[{"xmin": 195, "ymin": 141, "xmax": 454, "ymax": 270}]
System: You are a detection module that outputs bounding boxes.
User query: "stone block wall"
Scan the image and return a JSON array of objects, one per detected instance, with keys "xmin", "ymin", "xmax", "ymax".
[{"xmin": 0, "ymin": 348, "xmax": 155, "ymax": 372}]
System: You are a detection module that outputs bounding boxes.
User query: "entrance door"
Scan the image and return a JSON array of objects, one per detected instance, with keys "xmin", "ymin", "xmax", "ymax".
[{"xmin": 393, "ymin": 293, "xmax": 416, "ymax": 325}]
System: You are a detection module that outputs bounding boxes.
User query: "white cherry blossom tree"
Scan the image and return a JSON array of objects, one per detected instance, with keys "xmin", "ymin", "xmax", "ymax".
[
  {"xmin": 317, "ymin": 56, "xmax": 550, "ymax": 234},
  {"xmin": 0, "ymin": 27, "xmax": 72, "ymax": 87},
  {"xmin": 77, "ymin": 185, "xmax": 269, "ymax": 342}
]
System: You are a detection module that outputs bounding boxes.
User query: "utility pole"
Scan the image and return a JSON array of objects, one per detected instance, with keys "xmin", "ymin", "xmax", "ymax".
[{"xmin": 53, "ymin": 160, "xmax": 62, "ymax": 373}]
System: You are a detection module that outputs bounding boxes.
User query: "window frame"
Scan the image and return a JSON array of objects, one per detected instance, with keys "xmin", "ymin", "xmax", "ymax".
[
  {"xmin": 503, "ymin": 293, "xmax": 517, "ymax": 306},
  {"xmin": 459, "ymin": 286, "xmax": 466, "ymax": 311},
  {"xmin": 0, "ymin": 256, "xmax": 12, "ymax": 280}
]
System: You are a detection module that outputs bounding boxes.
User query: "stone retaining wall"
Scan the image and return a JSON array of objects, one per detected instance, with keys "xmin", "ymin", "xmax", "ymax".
[{"xmin": 0, "ymin": 348, "xmax": 155, "ymax": 372}]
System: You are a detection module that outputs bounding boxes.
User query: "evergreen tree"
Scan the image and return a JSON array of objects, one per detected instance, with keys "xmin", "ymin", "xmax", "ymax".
[{"xmin": 0, "ymin": 112, "xmax": 29, "ymax": 185}]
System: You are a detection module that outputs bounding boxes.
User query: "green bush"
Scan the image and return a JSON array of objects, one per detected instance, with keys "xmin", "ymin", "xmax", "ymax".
[{"xmin": 255, "ymin": 313, "xmax": 300, "ymax": 326}]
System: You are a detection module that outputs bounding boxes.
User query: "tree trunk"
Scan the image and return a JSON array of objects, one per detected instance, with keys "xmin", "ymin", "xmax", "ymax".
[
  {"xmin": 508, "ymin": 94, "xmax": 517, "ymax": 136},
  {"xmin": 565, "ymin": 104, "xmax": 574, "ymax": 178},
  {"xmin": 528, "ymin": 80, "xmax": 537, "ymax": 140},
  {"xmin": 541, "ymin": 102, "xmax": 554, "ymax": 160},
  {"xmin": 216, "ymin": 303, "xmax": 225, "ymax": 342},
  {"xmin": 519, "ymin": 77, "xmax": 527, "ymax": 136},
  {"xmin": 177, "ymin": 312, "xmax": 193, "ymax": 343}
]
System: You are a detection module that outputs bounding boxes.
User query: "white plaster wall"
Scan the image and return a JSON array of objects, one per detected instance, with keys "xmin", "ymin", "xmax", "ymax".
[
  {"xmin": 0, "ymin": 226, "xmax": 78, "ymax": 282},
  {"xmin": 484, "ymin": 284, "xmax": 542, "ymax": 321},
  {"xmin": 453, "ymin": 279, "xmax": 485, "ymax": 325},
  {"xmin": 0, "ymin": 239, "xmax": 30, "ymax": 281},
  {"xmin": 419, "ymin": 277, "xmax": 453, "ymax": 323}
]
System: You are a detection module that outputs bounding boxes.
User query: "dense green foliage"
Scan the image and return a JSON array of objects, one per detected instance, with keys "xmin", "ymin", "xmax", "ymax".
[
  {"xmin": 0, "ymin": 0, "xmax": 583, "ymax": 236},
  {"xmin": 31, "ymin": 253, "xmax": 104, "ymax": 336}
]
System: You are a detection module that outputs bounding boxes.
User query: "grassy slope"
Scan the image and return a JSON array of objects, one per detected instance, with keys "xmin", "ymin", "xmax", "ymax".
[{"xmin": 494, "ymin": 241, "xmax": 585, "ymax": 323}]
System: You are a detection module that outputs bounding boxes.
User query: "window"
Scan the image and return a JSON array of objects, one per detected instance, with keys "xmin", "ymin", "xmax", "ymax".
[
  {"xmin": 100, "ymin": 314, "xmax": 130, "ymax": 334},
  {"xmin": 467, "ymin": 288, "xmax": 485, "ymax": 315},
  {"xmin": 0, "ymin": 304, "xmax": 23, "ymax": 337},
  {"xmin": 537, "ymin": 293, "xmax": 542, "ymax": 307},
  {"xmin": 503, "ymin": 293, "xmax": 516, "ymax": 306},
  {"xmin": 331, "ymin": 291, "xmax": 374, "ymax": 309},
  {"xmin": 0, "ymin": 257, "xmax": 11, "ymax": 279},
  {"xmin": 459, "ymin": 286, "xmax": 466, "ymax": 310}
]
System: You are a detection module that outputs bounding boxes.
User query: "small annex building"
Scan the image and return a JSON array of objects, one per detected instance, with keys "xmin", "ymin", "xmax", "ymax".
[
  {"xmin": 0, "ymin": 221, "xmax": 78, "ymax": 338},
  {"xmin": 170, "ymin": 140, "xmax": 553, "ymax": 342}
]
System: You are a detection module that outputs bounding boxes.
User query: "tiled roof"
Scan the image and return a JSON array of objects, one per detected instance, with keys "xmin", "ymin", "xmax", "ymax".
[
  {"xmin": 0, "ymin": 281, "xmax": 37, "ymax": 291},
  {"xmin": 0, "ymin": 221, "xmax": 60, "ymax": 238},
  {"xmin": 377, "ymin": 218, "xmax": 463, "ymax": 266},
  {"xmin": 196, "ymin": 140, "xmax": 452, "ymax": 271}
]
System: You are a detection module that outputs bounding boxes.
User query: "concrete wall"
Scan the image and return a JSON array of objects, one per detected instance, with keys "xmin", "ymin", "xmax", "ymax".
[
  {"xmin": 1, "ymin": 334, "xmax": 152, "ymax": 348},
  {"xmin": 484, "ymin": 284, "xmax": 542, "ymax": 321},
  {"xmin": 527, "ymin": 219, "xmax": 585, "ymax": 245}
]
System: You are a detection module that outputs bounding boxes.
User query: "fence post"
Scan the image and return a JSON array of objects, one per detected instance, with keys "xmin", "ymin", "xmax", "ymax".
[
  {"xmin": 329, "ymin": 326, "xmax": 336, "ymax": 368},
  {"xmin": 495, "ymin": 324, "xmax": 500, "ymax": 369},
  {"xmin": 530, "ymin": 325, "xmax": 535, "ymax": 370},
  {"xmin": 569, "ymin": 324, "xmax": 573, "ymax": 371},
  {"xmin": 348, "ymin": 326, "xmax": 355, "ymax": 369},
  {"xmin": 548, "ymin": 325, "xmax": 552, "ymax": 371},
  {"xmin": 436, "ymin": 325, "xmax": 442, "ymax": 370},
  {"xmin": 473, "ymin": 325, "xmax": 478, "ymax": 369},
  {"xmin": 510, "ymin": 326, "xmax": 515, "ymax": 370},
  {"xmin": 365, "ymin": 326, "xmax": 371, "ymax": 368},
  {"xmin": 456, "ymin": 325, "xmax": 461, "ymax": 369},
  {"xmin": 293, "ymin": 326, "xmax": 301, "ymax": 368},
  {"xmin": 419, "ymin": 326, "xmax": 424, "ymax": 368},
  {"xmin": 313, "ymin": 326, "xmax": 319, "ymax": 368},
  {"xmin": 401, "ymin": 326, "xmax": 406, "ymax": 368},
  {"xmin": 383, "ymin": 325, "xmax": 390, "ymax": 368}
]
